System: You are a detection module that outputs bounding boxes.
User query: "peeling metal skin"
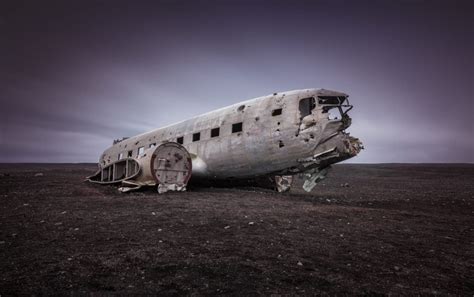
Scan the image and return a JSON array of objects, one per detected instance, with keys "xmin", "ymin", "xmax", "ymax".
[{"xmin": 91, "ymin": 88, "xmax": 363, "ymax": 193}]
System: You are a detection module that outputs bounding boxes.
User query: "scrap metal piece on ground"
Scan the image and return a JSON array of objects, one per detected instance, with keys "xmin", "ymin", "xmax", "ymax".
[
  {"xmin": 275, "ymin": 175, "xmax": 293, "ymax": 192},
  {"xmin": 302, "ymin": 167, "xmax": 330, "ymax": 192}
]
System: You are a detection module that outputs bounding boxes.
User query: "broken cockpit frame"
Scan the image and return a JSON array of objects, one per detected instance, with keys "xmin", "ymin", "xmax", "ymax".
[
  {"xmin": 293, "ymin": 94, "xmax": 363, "ymax": 192},
  {"xmin": 298, "ymin": 95, "xmax": 353, "ymax": 131}
]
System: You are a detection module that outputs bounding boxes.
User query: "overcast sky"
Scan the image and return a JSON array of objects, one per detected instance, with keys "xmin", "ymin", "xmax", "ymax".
[{"xmin": 1, "ymin": 0, "xmax": 473, "ymax": 163}]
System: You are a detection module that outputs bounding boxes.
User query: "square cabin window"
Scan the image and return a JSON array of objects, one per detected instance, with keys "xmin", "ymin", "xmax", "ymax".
[
  {"xmin": 118, "ymin": 153, "xmax": 123, "ymax": 160},
  {"xmin": 149, "ymin": 143, "xmax": 156, "ymax": 148},
  {"xmin": 193, "ymin": 132, "xmax": 200, "ymax": 142},
  {"xmin": 272, "ymin": 108, "xmax": 282, "ymax": 116},
  {"xmin": 127, "ymin": 150, "xmax": 133, "ymax": 157},
  {"xmin": 232, "ymin": 122, "xmax": 243, "ymax": 133},
  {"xmin": 211, "ymin": 127, "xmax": 220, "ymax": 138},
  {"xmin": 177, "ymin": 136, "xmax": 184, "ymax": 144},
  {"xmin": 137, "ymin": 146, "xmax": 145, "ymax": 156}
]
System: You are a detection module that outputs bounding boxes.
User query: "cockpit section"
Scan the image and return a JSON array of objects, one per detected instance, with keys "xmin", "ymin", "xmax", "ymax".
[
  {"xmin": 295, "ymin": 92, "xmax": 363, "ymax": 192},
  {"xmin": 298, "ymin": 95, "xmax": 353, "ymax": 132}
]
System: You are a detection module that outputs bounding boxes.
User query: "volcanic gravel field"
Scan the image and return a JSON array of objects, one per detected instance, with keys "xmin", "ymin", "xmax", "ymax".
[{"xmin": 0, "ymin": 163, "xmax": 473, "ymax": 295}]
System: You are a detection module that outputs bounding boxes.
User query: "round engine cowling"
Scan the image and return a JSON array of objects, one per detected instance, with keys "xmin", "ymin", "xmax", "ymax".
[{"xmin": 133, "ymin": 142, "xmax": 192, "ymax": 191}]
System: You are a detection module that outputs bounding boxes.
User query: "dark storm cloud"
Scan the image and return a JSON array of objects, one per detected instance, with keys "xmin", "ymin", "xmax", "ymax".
[{"xmin": 1, "ymin": 0, "xmax": 473, "ymax": 163}]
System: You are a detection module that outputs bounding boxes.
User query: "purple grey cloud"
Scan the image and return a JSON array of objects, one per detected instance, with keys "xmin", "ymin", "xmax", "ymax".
[{"xmin": 1, "ymin": 0, "xmax": 472, "ymax": 163}]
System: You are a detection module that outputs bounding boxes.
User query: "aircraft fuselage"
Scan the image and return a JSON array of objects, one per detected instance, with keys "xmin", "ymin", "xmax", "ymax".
[{"xmin": 96, "ymin": 88, "xmax": 363, "ymax": 191}]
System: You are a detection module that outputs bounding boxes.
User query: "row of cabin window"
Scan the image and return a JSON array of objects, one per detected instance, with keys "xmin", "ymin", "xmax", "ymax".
[
  {"xmin": 178, "ymin": 122, "xmax": 243, "ymax": 144},
  {"xmin": 115, "ymin": 108, "xmax": 284, "ymax": 160},
  {"xmin": 177, "ymin": 108, "xmax": 281, "ymax": 145},
  {"xmin": 117, "ymin": 121, "xmax": 245, "ymax": 160}
]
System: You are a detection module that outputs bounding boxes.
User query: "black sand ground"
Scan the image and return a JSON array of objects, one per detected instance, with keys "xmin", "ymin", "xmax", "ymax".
[{"xmin": 0, "ymin": 164, "xmax": 473, "ymax": 295}]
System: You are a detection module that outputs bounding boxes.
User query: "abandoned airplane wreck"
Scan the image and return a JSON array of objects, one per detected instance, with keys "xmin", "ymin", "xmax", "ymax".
[{"xmin": 88, "ymin": 88, "xmax": 363, "ymax": 193}]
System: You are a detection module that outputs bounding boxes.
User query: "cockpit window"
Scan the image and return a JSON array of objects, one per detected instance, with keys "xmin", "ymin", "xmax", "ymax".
[
  {"xmin": 318, "ymin": 96, "xmax": 352, "ymax": 118},
  {"xmin": 318, "ymin": 96, "xmax": 346, "ymax": 105},
  {"xmin": 299, "ymin": 97, "xmax": 316, "ymax": 118}
]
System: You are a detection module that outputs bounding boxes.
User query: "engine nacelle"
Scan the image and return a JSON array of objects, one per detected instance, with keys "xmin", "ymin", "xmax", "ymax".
[{"xmin": 87, "ymin": 142, "xmax": 192, "ymax": 193}]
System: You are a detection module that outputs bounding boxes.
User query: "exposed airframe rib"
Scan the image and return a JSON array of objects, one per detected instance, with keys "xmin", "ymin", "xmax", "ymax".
[{"xmin": 87, "ymin": 158, "xmax": 141, "ymax": 184}]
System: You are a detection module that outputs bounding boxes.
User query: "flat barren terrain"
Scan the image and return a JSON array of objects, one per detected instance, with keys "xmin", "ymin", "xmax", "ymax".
[{"xmin": 0, "ymin": 164, "xmax": 473, "ymax": 295}]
